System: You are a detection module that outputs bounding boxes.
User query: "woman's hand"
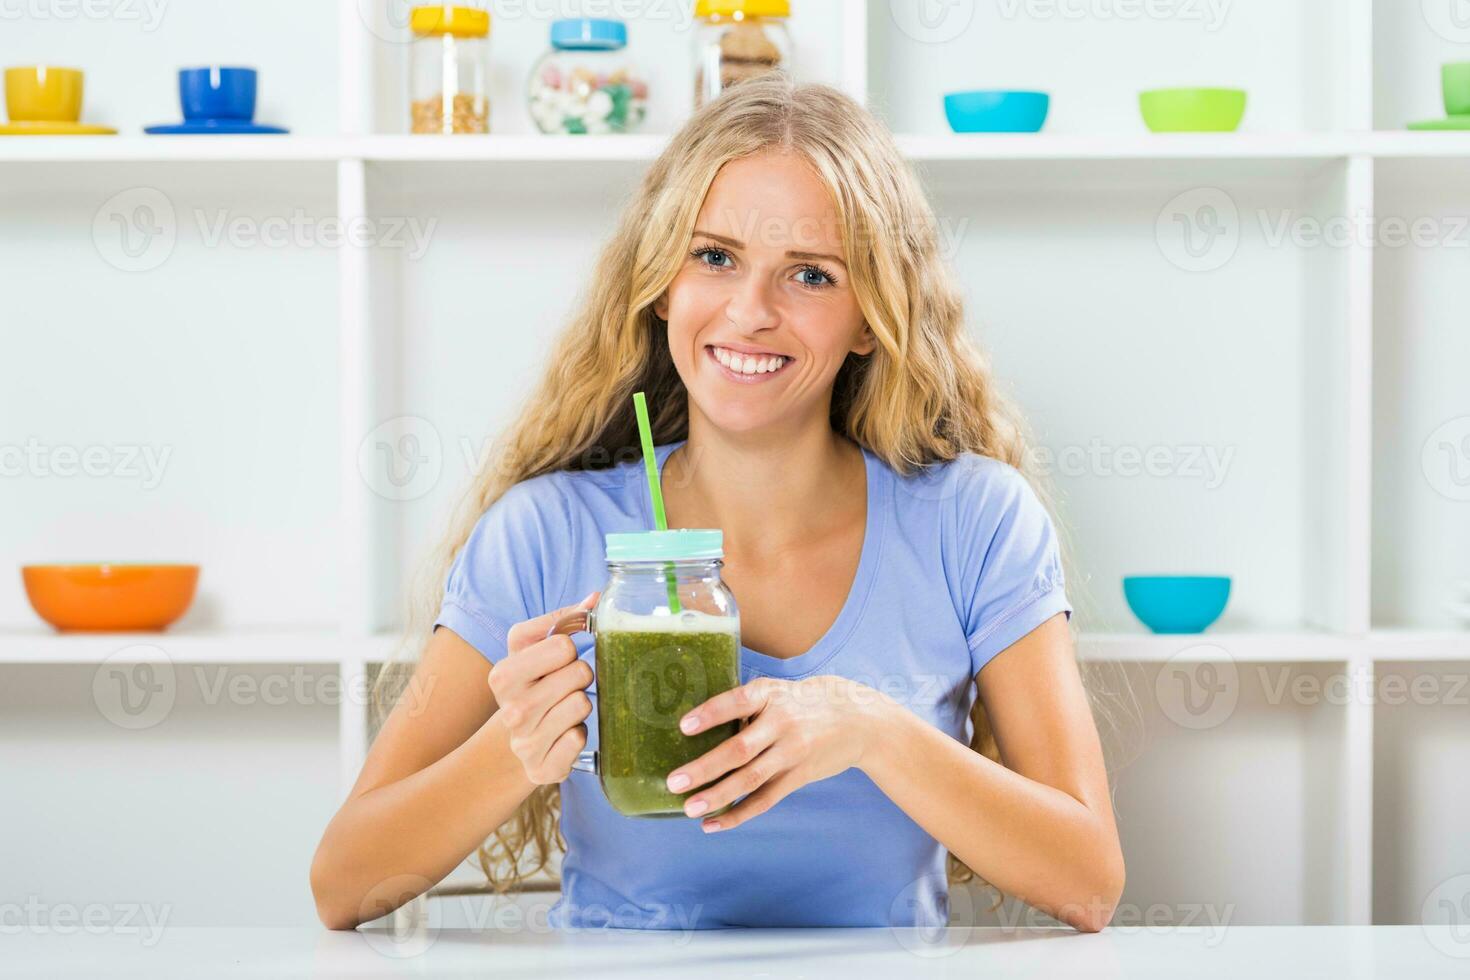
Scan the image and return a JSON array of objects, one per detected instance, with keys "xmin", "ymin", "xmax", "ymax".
[
  {"xmin": 487, "ymin": 592, "xmax": 600, "ymax": 785},
  {"xmin": 665, "ymin": 675, "xmax": 895, "ymax": 832}
]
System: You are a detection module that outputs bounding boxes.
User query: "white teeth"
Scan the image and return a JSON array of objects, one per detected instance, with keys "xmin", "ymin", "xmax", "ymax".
[{"xmin": 711, "ymin": 346, "xmax": 786, "ymax": 376}]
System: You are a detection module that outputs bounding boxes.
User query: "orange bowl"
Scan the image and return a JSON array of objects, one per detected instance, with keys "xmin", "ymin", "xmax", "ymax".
[{"xmin": 21, "ymin": 564, "xmax": 200, "ymax": 631}]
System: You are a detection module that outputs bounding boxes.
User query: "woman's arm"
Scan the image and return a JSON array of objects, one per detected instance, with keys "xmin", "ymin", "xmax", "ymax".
[
  {"xmin": 308, "ymin": 627, "xmax": 536, "ymax": 929},
  {"xmin": 858, "ymin": 613, "xmax": 1124, "ymax": 932}
]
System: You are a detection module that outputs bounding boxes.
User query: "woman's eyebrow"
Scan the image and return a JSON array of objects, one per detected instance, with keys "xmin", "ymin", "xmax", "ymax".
[{"xmin": 691, "ymin": 230, "xmax": 847, "ymax": 268}]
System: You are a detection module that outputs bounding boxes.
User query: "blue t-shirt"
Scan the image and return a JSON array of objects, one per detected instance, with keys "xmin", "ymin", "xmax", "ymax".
[{"xmin": 435, "ymin": 437, "xmax": 1072, "ymax": 930}]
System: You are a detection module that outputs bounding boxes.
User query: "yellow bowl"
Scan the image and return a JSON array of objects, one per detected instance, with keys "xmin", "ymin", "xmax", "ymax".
[
  {"xmin": 21, "ymin": 564, "xmax": 200, "ymax": 632},
  {"xmin": 5, "ymin": 66, "xmax": 84, "ymax": 123}
]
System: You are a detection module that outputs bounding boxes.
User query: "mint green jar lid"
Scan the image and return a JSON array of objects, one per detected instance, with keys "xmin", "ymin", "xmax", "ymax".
[{"xmin": 604, "ymin": 529, "xmax": 723, "ymax": 562}]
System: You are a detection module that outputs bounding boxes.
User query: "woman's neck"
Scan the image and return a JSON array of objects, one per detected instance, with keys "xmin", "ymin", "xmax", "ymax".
[{"xmin": 661, "ymin": 418, "xmax": 866, "ymax": 561}]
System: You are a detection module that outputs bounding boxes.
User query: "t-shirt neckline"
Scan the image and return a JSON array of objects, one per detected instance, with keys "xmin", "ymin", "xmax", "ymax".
[{"xmin": 635, "ymin": 437, "xmax": 886, "ymax": 679}]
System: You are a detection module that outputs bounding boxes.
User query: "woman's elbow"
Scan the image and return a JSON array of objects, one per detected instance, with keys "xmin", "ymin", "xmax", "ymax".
[
  {"xmin": 309, "ymin": 846, "xmax": 362, "ymax": 931},
  {"xmin": 1068, "ymin": 851, "xmax": 1126, "ymax": 933}
]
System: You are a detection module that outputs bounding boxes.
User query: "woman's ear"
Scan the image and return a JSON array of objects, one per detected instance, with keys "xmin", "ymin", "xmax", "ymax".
[
  {"xmin": 653, "ymin": 292, "xmax": 669, "ymax": 320},
  {"xmin": 853, "ymin": 324, "xmax": 877, "ymax": 357}
]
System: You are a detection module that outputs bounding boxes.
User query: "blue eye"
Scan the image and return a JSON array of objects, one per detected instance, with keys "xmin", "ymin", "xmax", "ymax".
[
  {"xmin": 796, "ymin": 265, "xmax": 836, "ymax": 288},
  {"xmin": 692, "ymin": 247, "xmax": 733, "ymax": 269}
]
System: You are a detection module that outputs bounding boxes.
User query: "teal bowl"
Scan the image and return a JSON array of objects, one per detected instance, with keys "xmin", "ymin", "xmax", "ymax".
[
  {"xmin": 1123, "ymin": 575, "xmax": 1231, "ymax": 633},
  {"xmin": 943, "ymin": 90, "xmax": 1050, "ymax": 133}
]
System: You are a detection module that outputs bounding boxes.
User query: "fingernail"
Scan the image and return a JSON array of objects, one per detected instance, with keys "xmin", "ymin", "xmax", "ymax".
[
  {"xmin": 667, "ymin": 772, "xmax": 691, "ymax": 792},
  {"xmin": 680, "ymin": 715, "xmax": 699, "ymax": 734},
  {"xmin": 686, "ymin": 799, "xmax": 709, "ymax": 817},
  {"xmin": 702, "ymin": 821, "xmax": 721, "ymax": 833}
]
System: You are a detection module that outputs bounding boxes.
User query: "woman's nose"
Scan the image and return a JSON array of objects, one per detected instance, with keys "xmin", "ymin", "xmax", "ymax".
[{"xmin": 724, "ymin": 274, "xmax": 780, "ymax": 332}]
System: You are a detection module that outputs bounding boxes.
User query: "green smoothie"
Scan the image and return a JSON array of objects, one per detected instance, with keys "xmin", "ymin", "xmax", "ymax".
[{"xmin": 595, "ymin": 611, "xmax": 741, "ymax": 817}]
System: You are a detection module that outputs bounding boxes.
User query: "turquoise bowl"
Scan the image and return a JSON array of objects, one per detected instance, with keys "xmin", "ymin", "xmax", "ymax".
[
  {"xmin": 943, "ymin": 90, "xmax": 1050, "ymax": 133},
  {"xmin": 1123, "ymin": 575, "xmax": 1231, "ymax": 633}
]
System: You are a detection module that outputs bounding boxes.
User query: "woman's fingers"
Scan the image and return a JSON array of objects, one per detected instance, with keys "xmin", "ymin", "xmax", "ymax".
[
  {"xmin": 666, "ymin": 716, "xmax": 778, "ymax": 796},
  {"xmin": 536, "ymin": 722, "xmax": 590, "ymax": 782},
  {"xmin": 506, "ymin": 591, "xmax": 599, "ymax": 656},
  {"xmin": 679, "ymin": 677, "xmax": 775, "ymax": 735},
  {"xmin": 525, "ymin": 690, "xmax": 594, "ymax": 771}
]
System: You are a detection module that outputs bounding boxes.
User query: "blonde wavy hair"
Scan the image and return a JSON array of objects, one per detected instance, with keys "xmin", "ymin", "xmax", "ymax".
[{"xmin": 373, "ymin": 75, "xmax": 1127, "ymax": 908}]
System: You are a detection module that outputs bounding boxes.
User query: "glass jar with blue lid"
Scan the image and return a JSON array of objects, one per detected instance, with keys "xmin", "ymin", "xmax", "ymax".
[
  {"xmin": 526, "ymin": 18, "xmax": 649, "ymax": 134},
  {"xmin": 543, "ymin": 529, "xmax": 742, "ymax": 817}
]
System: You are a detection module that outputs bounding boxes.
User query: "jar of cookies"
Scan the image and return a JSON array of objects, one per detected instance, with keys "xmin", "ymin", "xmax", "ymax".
[
  {"xmin": 409, "ymin": 4, "xmax": 491, "ymax": 134},
  {"xmin": 693, "ymin": 0, "xmax": 791, "ymax": 109},
  {"xmin": 527, "ymin": 18, "xmax": 649, "ymax": 134}
]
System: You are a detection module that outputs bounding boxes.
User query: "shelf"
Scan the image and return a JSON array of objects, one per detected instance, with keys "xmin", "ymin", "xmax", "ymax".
[
  {"xmin": 1, "ymin": 628, "xmax": 1463, "ymax": 666},
  {"xmin": 5, "ymin": 132, "xmax": 1470, "ymax": 166},
  {"xmin": 0, "ymin": 630, "xmax": 397, "ymax": 665}
]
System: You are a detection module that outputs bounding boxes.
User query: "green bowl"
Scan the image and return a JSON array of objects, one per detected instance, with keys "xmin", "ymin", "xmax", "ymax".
[{"xmin": 1139, "ymin": 87, "xmax": 1247, "ymax": 132}]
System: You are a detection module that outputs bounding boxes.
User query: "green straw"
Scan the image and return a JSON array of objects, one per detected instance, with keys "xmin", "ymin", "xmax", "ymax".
[{"xmin": 633, "ymin": 392, "xmax": 682, "ymax": 615}]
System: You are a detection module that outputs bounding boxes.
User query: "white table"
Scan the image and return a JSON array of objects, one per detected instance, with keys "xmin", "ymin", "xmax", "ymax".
[{"xmin": 8, "ymin": 925, "xmax": 1470, "ymax": 977}]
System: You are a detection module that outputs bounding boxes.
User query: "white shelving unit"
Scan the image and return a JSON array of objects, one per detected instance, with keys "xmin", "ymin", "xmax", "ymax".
[{"xmin": 4, "ymin": 0, "xmax": 1467, "ymax": 929}]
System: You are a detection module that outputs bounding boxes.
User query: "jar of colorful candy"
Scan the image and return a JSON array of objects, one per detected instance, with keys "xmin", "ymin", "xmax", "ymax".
[
  {"xmin": 409, "ymin": 4, "xmax": 491, "ymax": 134},
  {"xmin": 527, "ymin": 18, "xmax": 648, "ymax": 135}
]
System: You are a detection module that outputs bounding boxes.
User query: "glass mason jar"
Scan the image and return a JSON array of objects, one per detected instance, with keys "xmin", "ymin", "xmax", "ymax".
[
  {"xmin": 409, "ymin": 5, "xmax": 491, "ymax": 134},
  {"xmin": 527, "ymin": 18, "xmax": 649, "ymax": 134},
  {"xmin": 693, "ymin": 0, "xmax": 792, "ymax": 109},
  {"xmin": 545, "ymin": 529, "xmax": 742, "ymax": 818}
]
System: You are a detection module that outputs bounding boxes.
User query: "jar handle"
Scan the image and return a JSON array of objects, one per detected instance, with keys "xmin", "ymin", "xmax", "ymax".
[{"xmin": 544, "ymin": 605, "xmax": 598, "ymax": 776}]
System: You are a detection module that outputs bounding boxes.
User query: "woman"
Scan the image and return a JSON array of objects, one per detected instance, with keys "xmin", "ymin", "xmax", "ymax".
[{"xmin": 310, "ymin": 77, "xmax": 1124, "ymax": 934}]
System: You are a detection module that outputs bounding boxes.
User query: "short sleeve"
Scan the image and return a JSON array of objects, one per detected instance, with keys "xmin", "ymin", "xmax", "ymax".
[
  {"xmin": 434, "ymin": 475, "xmax": 573, "ymax": 665},
  {"xmin": 949, "ymin": 457, "xmax": 1072, "ymax": 676}
]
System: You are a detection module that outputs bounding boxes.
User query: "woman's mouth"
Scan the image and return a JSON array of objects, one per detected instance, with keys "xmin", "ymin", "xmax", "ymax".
[{"xmin": 704, "ymin": 345, "xmax": 794, "ymax": 384}]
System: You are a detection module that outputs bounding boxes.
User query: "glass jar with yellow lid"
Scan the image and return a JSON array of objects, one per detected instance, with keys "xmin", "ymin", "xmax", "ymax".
[
  {"xmin": 693, "ymin": 0, "xmax": 792, "ymax": 109},
  {"xmin": 409, "ymin": 4, "xmax": 491, "ymax": 134}
]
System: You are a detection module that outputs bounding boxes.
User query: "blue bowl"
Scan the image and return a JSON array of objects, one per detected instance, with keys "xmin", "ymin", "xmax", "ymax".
[
  {"xmin": 943, "ymin": 90, "xmax": 1050, "ymax": 133},
  {"xmin": 179, "ymin": 66, "xmax": 257, "ymax": 122},
  {"xmin": 1123, "ymin": 575, "xmax": 1231, "ymax": 633}
]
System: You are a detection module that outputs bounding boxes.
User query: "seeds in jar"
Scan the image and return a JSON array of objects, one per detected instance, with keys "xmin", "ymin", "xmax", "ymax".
[{"xmin": 411, "ymin": 92, "xmax": 489, "ymax": 134}]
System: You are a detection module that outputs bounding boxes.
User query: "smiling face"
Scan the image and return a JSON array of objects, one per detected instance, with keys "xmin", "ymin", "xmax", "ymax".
[{"xmin": 653, "ymin": 151, "xmax": 875, "ymax": 437}]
